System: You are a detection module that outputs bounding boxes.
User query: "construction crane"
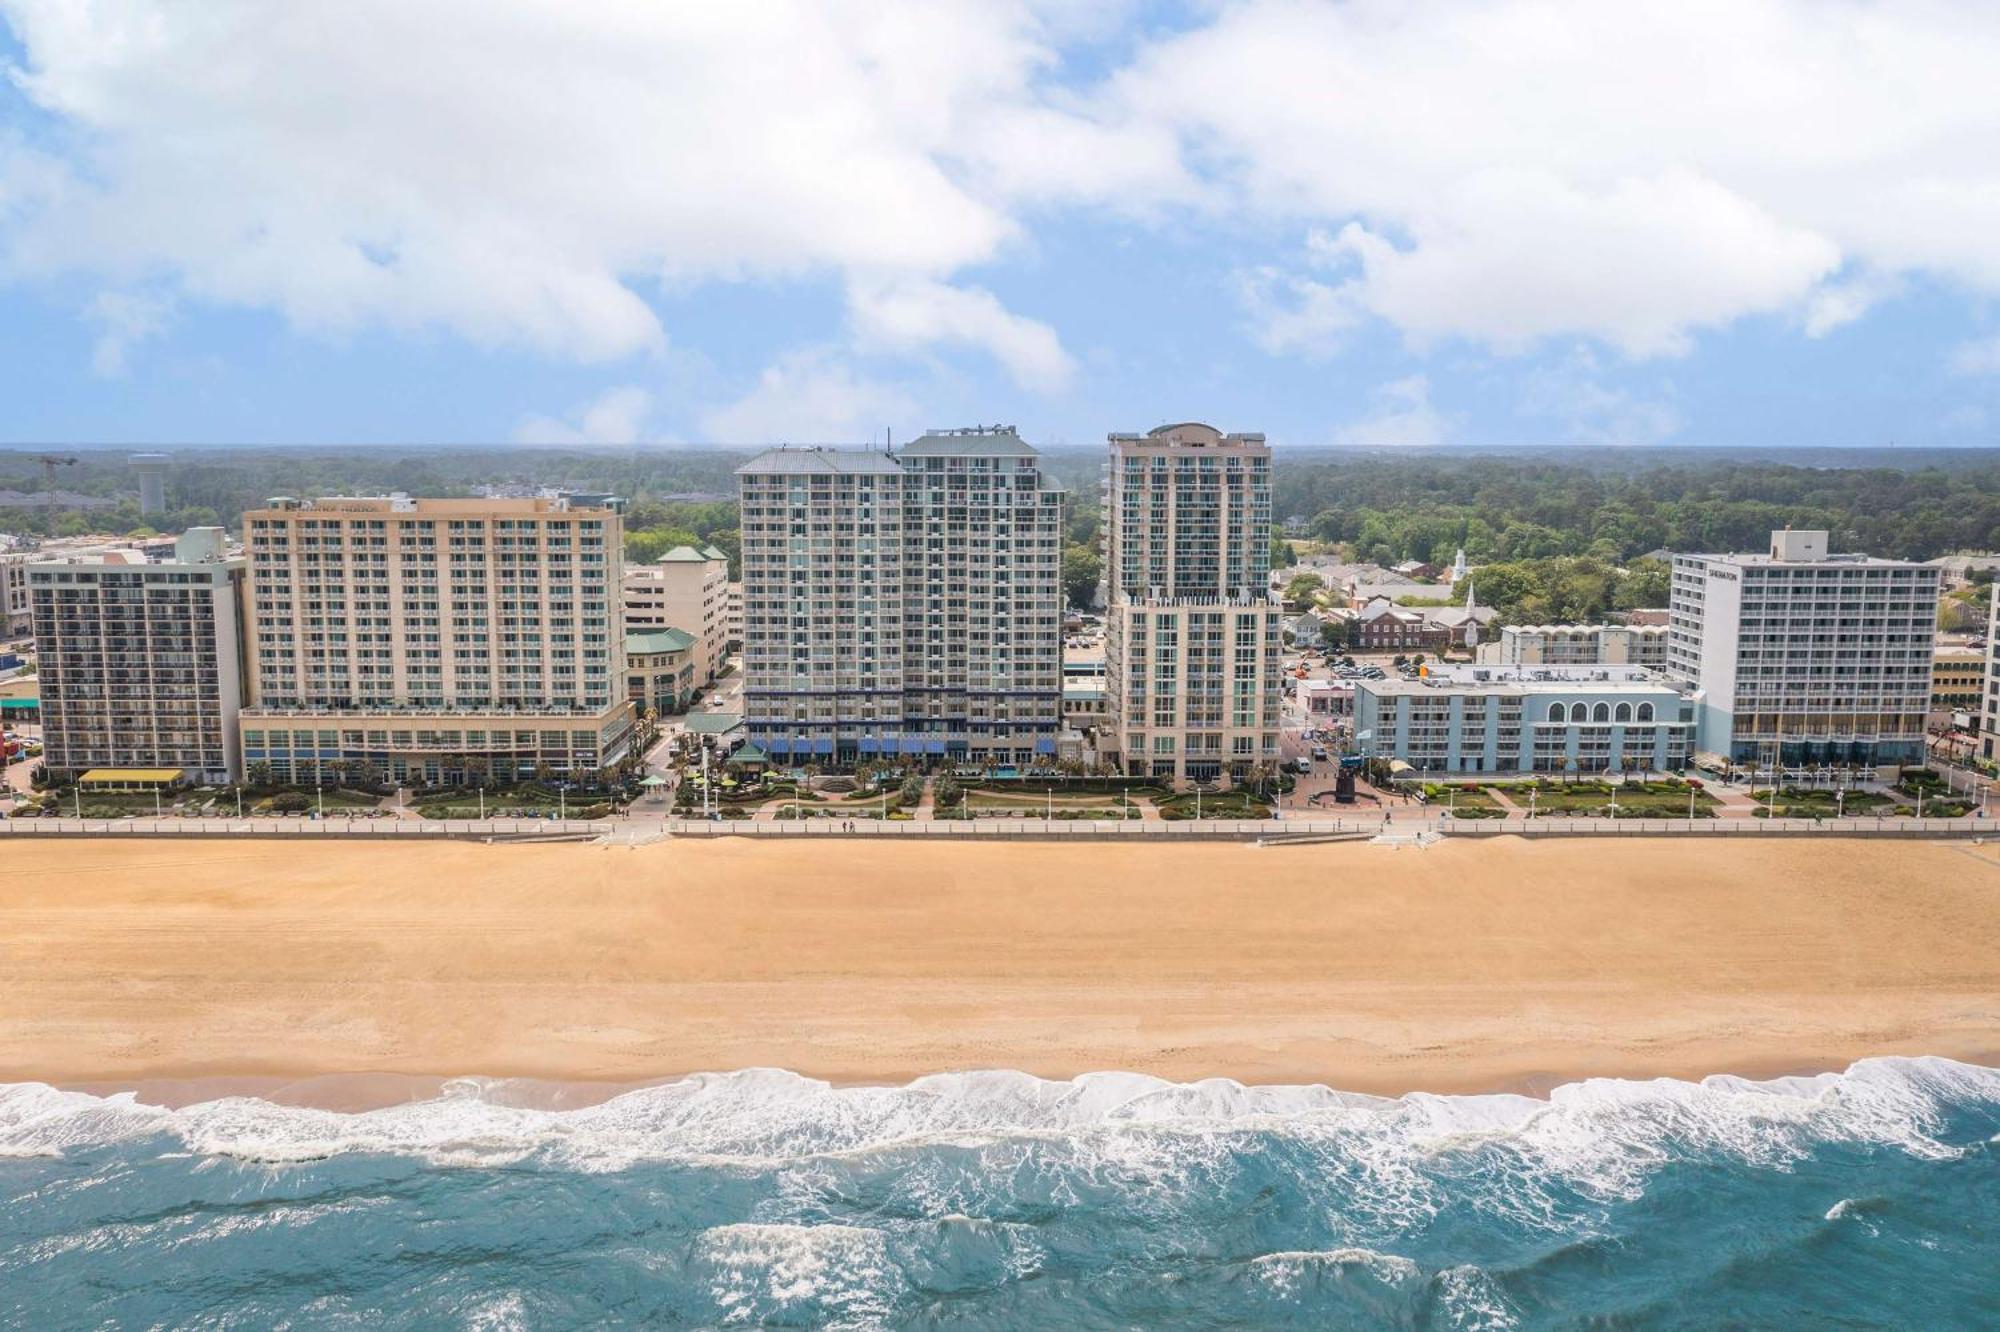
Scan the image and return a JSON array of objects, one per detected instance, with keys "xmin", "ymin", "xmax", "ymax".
[{"xmin": 32, "ymin": 454, "xmax": 76, "ymax": 495}]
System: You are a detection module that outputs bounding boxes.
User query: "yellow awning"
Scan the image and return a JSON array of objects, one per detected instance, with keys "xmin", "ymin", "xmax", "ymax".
[{"xmin": 79, "ymin": 768, "xmax": 184, "ymax": 786}]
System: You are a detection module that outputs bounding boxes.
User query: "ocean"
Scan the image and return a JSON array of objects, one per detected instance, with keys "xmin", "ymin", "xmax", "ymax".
[{"xmin": 2, "ymin": 1057, "xmax": 1996, "ymax": 1329}]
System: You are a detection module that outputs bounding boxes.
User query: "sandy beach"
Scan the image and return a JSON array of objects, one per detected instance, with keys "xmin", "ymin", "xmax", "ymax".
[{"xmin": 2, "ymin": 835, "xmax": 1996, "ymax": 1101}]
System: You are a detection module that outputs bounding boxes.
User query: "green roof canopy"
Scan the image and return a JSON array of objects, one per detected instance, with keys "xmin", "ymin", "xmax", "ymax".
[
  {"xmin": 626, "ymin": 627, "xmax": 696, "ymax": 656},
  {"xmin": 683, "ymin": 711, "xmax": 742, "ymax": 735}
]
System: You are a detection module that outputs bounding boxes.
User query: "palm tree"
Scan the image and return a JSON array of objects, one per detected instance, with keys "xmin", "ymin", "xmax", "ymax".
[{"xmin": 247, "ymin": 759, "xmax": 274, "ymax": 790}]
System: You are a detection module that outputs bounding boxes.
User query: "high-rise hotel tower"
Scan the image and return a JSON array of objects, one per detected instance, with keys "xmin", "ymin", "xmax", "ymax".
[
  {"xmin": 1101, "ymin": 423, "xmax": 1282, "ymax": 785},
  {"xmin": 238, "ymin": 495, "xmax": 634, "ymax": 785},
  {"xmin": 736, "ymin": 426, "xmax": 1063, "ymax": 766}
]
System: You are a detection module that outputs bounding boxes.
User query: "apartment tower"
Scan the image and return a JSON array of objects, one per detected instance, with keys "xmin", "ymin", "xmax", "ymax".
[
  {"xmin": 1102, "ymin": 422, "xmax": 1282, "ymax": 785},
  {"xmin": 28, "ymin": 527, "xmax": 247, "ymax": 782},
  {"xmin": 238, "ymin": 495, "xmax": 634, "ymax": 784},
  {"xmin": 735, "ymin": 426, "xmax": 1064, "ymax": 765},
  {"xmin": 1667, "ymin": 528, "xmax": 1940, "ymax": 767}
]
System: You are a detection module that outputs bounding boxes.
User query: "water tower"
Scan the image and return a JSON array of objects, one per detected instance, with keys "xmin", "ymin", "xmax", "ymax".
[{"xmin": 131, "ymin": 452, "xmax": 169, "ymax": 516}]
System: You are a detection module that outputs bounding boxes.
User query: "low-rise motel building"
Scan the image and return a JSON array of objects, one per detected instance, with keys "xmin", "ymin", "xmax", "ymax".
[
  {"xmin": 1352, "ymin": 664, "xmax": 1696, "ymax": 776},
  {"xmin": 237, "ymin": 494, "xmax": 634, "ymax": 786}
]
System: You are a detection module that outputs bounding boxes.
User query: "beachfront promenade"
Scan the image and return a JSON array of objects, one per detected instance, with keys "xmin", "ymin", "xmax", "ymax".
[{"xmin": 2, "ymin": 813, "xmax": 1993, "ymax": 841}]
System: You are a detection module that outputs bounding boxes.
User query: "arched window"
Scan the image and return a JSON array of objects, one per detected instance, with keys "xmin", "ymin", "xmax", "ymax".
[
  {"xmin": 1592, "ymin": 702, "xmax": 1610, "ymax": 723},
  {"xmin": 1636, "ymin": 702, "xmax": 1655, "ymax": 722},
  {"xmin": 1614, "ymin": 702, "xmax": 1632, "ymax": 723},
  {"xmin": 1548, "ymin": 702, "xmax": 1567, "ymax": 722}
]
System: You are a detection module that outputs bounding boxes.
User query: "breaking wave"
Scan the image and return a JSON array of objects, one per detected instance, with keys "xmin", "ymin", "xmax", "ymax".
[{"xmin": 2, "ymin": 1058, "xmax": 1996, "ymax": 1327}]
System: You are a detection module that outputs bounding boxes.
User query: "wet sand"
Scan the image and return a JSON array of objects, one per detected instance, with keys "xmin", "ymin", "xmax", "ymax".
[{"xmin": 3, "ymin": 836, "xmax": 1997, "ymax": 1101}]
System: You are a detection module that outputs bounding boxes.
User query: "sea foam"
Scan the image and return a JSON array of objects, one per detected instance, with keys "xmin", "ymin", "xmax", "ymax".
[{"xmin": 1, "ymin": 1057, "xmax": 1993, "ymax": 1190}]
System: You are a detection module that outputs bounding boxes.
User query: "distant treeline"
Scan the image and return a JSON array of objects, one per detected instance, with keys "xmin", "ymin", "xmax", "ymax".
[
  {"xmin": 6, "ymin": 448, "xmax": 2000, "ymax": 584},
  {"xmin": 1275, "ymin": 457, "xmax": 2000, "ymax": 566}
]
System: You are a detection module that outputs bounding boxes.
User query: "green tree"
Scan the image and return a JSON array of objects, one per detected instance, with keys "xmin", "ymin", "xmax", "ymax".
[
  {"xmin": 1282, "ymin": 572, "xmax": 1326, "ymax": 606},
  {"xmin": 1062, "ymin": 544, "xmax": 1102, "ymax": 609}
]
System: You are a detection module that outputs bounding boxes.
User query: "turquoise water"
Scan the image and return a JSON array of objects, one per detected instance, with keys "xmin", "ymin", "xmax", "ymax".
[{"xmin": 3, "ymin": 1058, "xmax": 1997, "ymax": 1328}]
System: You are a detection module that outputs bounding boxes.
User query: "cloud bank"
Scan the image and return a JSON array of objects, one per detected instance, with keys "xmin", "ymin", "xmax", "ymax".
[{"xmin": 7, "ymin": 0, "xmax": 2000, "ymax": 422}]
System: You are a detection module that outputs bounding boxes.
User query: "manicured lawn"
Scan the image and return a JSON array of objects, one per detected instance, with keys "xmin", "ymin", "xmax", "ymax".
[
  {"xmin": 1491, "ymin": 779, "xmax": 1720, "ymax": 818},
  {"xmin": 1417, "ymin": 783, "xmax": 1503, "ymax": 812},
  {"xmin": 1747, "ymin": 788, "xmax": 1898, "ymax": 818},
  {"xmin": 965, "ymin": 790, "xmax": 1144, "ymax": 813},
  {"xmin": 1156, "ymin": 790, "xmax": 1273, "ymax": 820}
]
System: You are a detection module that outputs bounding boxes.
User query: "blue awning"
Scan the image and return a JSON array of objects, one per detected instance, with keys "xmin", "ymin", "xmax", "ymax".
[
  {"xmin": 925, "ymin": 741, "xmax": 946, "ymax": 754},
  {"xmin": 858, "ymin": 738, "xmax": 880, "ymax": 754},
  {"xmin": 812, "ymin": 738, "xmax": 834, "ymax": 755},
  {"xmin": 898, "ymin": 737, "xmax": 925, "ymax": 754},
  {"xmin": 1034, "ymin": 737, "xmax": 1056, "ymax": 754}
]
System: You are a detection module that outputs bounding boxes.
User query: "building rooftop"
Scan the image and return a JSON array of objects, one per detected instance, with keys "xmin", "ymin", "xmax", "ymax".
[
  {"xmin": 251, "ymin": 494, "xmax": 614, "ymax": 516},
  {"xmin": 735, "ymin": 447, "xmax": 903, "ymax": 476},
  {"xmin": 1358, "ymin": 664, "xmax": 1688, "ymax": 697},
  {"xmin": 1503, "ymin": 622, "xmax": 1670, "ymax": 635},
  {"xmin": 898, "ymin": 426, "xmax": 1038, "ymax": 457},
  {"xmin": 653, "ymin": 545, "xmax": 710, "ymax": 563},
  {"xmin": 1108, "ymin": 422, "xmax": 1268, "ymax": 448},
  {"xmin": 627, "ymin": 628, "xmax": 696, "ymax": 656}
]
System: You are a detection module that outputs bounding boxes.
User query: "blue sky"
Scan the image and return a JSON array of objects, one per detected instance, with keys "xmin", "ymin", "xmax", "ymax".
[{"xmin": 3, "ymin": 1, "xmax": 2000, "ymax": 449}]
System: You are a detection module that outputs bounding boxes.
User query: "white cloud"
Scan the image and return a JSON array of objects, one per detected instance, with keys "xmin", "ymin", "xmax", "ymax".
[
  {"xmin": 1949, "ymin": 335, "xmax": 2000, "ymax": 377},
  {"xmin": 1802, "ymin": 271, "xmax": 1901, "ymax": 339},
  {"xmin": 1235, "ymin": 262, "xmax": 1359, "ymax": 357},
  {"xmin": 698, "ymin": 348, "xmax": 916, "ymax": 445},
  {"xmin": 1334, "ymin": 374, "xmax": 1450, "ymax": 447},
  {"xmin": 16, "ymin": 0, "xmax": 2000, "ymax": 382},
  {"xmin": 1521, "ymin": 350, "xmax": 1682, "ymax": 445},
  {"xmin": 847, "ymin": 276, "xmax": 1074, "ymax": 391},
  {"xmin": 83, "ymin": 288, "xmax": 172, "ymax": 376},
  {"xmin": 0, "ymin": 0, "xmax": 1100, "ymax": 380},
  {"xmin": 514, "ymin": 385, "xmax": 655, "ymax": 445},
  {"xmin": 1117, "ymin": 0, "xmax": 2000, "ymax": 356}
]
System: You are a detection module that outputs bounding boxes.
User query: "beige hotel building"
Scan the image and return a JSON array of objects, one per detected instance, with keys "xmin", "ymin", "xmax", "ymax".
[
  {"xmin": 1101, "ymin": 423, "xmax": 1282, "ymax": 785},
  {"xmin": 238, "ymin": 495, "xmax": 634, "ymax": 785}
]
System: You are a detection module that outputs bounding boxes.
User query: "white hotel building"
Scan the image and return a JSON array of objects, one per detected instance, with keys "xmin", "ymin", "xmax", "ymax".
[
  {"xmin": 1668, "ymin": 529, "xmax": 1939, "ymax": 767},
  {"xmin": 1101, "ymin": 423, "xmax": 1282, "ymax": 785},
  {"xmin": 1353, "ymin": 664, "xmax": 1695, "ymax": 776},
  {"xmin": 736, "ymin": 427, "xmax": 1064, "ymax": 766}
]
